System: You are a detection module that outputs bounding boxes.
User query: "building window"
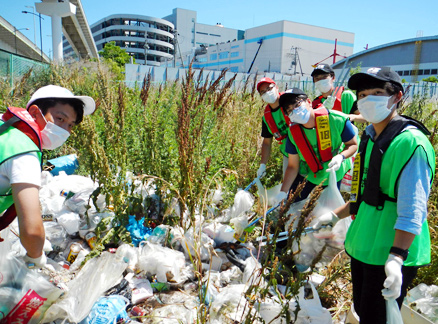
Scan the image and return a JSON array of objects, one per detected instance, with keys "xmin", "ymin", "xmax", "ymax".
[
  {"xmin": 196, "ymin": 31, "xmax": 208, "ymax": 35},
  {"xmin": 230, "ymin": 66, "xmax": 238, "ymax": 72},
  {"xmin": 418, "ymin": 70, "xmax": 424, "ymax": 75},
  {"xmin": 230, "ymin": 52, "xmax": 239, "ymax": 58},
  {"xmin": 210, "ymin": 34, "xmax": 221, "ymax": 37},
  {"xmin": 210, "ymin": 53, "xmax": 217, "ymax": 60},
  {"xmin": 396, "ymin": 71, "xmax": 403, "ymax": 76},
  {"xmin": 424, "ymin": 69, "xmax": 431, "ymax": 75},
  {"xmin": 219, "ymin": 51, "xmax": 229, "ymax": 59},
  {"xmin": 231, "ymin": 45, "xmax": 239, "ymax": 49},
  {"xmin": 432, "ymin": 69, "xmax": 438, "ymax": 75},
  {"xmin": 403, "ymin": 71, "xmax": 410, "ymax": 76},
  {"xmin": 197, "ymin": 57, "xmax": 207, "ymax": 62}
]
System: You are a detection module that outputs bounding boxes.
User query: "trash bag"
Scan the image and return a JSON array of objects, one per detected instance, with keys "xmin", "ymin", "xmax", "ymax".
[
  {"xmin": 296, "ymin": 282, "xmax": 332, "ymax": 323},
  {"xmin": 42, "ymin": 252, "xmax": 127, "ymax": 323},
  {"xmin": 138, "ymin": 241, "xmax": 186, "ymax": 283},
  {"xmin": 386, "ymin": 298, "xmax": 403, "ymax": 324},
  {"xmin": 229, "ymin": 189, "xmax": 254, "ymax": 219},
  {"xmin": 0, "ymin": 228, "xmax": 62, "ymax": 324}
]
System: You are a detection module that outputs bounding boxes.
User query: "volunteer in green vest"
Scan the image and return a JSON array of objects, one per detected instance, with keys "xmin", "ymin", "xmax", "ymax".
[
  {"xmin": 312, "ymin": 63, "xmax": 365, "ymax": 123},
  {"xmin": 0, "ymin": 85, "xmax": 95, "ymax": 269},
  {"xmin": 272, "ymin": 88, "xmax": 358, "ymax": 204},
  {"xmin": 257, "ymin": 77, "xmax": 288, "ymax": 179},
  {"xmin": 313, "ymin": 67, "xmax": 435, "ymax": 323}
]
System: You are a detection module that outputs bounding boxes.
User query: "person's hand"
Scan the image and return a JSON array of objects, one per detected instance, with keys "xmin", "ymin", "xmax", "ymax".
[
  {"xmin": 273, "ymin": 191, "xmax": 288, "ymax": 206},
  {"xmin": 312, "ymin": 211, "xmax": 339, "ymax": 230},
  {"xmin": 382, "ymin": 254, "xmax": 403, "ymax": 300},
  {"xmin": 24, "ymin": 253, "xmax": 56, "ymax": 272},
  {"xmin": 327, "ymin": 154, "xmax": 344, "ymax": 172},
  {"xmin": 257, "ymin": 164, "xmax": 266, "ymax": 179},
  {"xmin": 324, "ymin": 96, "xmax": 336, "ymax": 109}
]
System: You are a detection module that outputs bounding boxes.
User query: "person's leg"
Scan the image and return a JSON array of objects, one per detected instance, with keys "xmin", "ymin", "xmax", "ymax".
[
  {"xmin": 351, "ymin": 257, "xmax": 387, "ymax": 324},
  {"xmin": 397, "ymin": 266, "xmax": 418, "ymax": 308}
]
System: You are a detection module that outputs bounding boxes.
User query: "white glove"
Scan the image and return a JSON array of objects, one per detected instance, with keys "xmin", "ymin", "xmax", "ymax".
[
  {"xmin": 382, "ymin": 254, "xmax": 403, "ymax": 300},
  {"xmin": 273, "ymin": 191, "xmax": 288, "ymax": 206},
  {"xmin": 327, "ymin": 154, "xmax": 344, "ymax": 172},
  {"xmin": 312, "ymin": 211, "xmax": 339, "ymax": 229},
  {"xmin": 24, "ymin": 253, "xmax": 56, "ymax": 272},
  {"xmin": 257, "ymin": 164, "xmax": 266, "ymax": 179},
  {"xmin": 324, "ymin": 96, "xmax": 336, "ymax": 109}
]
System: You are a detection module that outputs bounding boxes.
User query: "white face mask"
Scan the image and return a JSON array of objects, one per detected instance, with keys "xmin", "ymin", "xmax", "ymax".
[
  {"xmin": 357, "ymin": 95, "xmax": 396, "ymax": 124},
  {"xmin": 261, "ymin": 87, "xmax": 278, "ymax": 104},
  {"xmin": 315, "ymin": 78, "xmax": 332, "ymax": 94},
  {"xmin": 289, "ymin": 103, "xmax": 310, "ymax": 124},
  {"xmin": 40, "ymin": 113, "xmax": 70, "ymax": 150}
]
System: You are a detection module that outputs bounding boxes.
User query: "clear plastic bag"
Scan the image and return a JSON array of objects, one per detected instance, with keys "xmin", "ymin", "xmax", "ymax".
[
  {"xmin": 42, "ymin": 252, "xmax": 127, "ymax": 323},
  {"xmin": 386, "ymin": 298, "xmax": 403, "ymax": 324},
  {"xmin": 0, "ymin": 228, "xmax": 62, "ymax": 324}
]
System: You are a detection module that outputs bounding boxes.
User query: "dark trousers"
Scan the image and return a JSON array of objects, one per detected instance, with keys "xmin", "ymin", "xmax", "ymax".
[
  {"xmin": 350, "ymin": 256, "xmax": 418, "ymax": 324},
  {"xmin": 288, "ymin": 173, "xmax": 342, "ymax": 202}
]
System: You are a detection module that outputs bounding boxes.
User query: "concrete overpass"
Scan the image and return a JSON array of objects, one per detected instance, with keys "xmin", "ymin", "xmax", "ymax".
[
  {"xmin": 37, "ymin": 0, "xmax": 98, "ymax": 61},
  {"xmin": 0, "ymin": 16, "xmax": 50, "ymax": 63}
]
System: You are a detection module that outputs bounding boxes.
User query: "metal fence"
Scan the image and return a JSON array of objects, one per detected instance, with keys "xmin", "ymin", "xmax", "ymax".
[
  {"xmin": 124, "ymin": 64, "xmax": 438, "ymax": 99},
  {"xmin": 0, "ymin": 49, "xmax": 49, "ymax": 88}
]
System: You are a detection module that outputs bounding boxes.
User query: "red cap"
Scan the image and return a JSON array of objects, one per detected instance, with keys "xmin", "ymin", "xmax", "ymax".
[{"xmin": 257, "ymin": 77, "xmax": 276, "ymax": 92}]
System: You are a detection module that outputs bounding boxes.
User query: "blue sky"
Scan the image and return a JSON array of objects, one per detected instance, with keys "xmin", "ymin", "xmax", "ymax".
[{"xmin": 2, "ymin": 0, "xmax": 437, "ymax": 58}]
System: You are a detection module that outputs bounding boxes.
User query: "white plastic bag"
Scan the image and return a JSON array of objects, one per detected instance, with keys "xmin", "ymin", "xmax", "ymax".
[
  {"xmin": 296, "ymin": 282, "xmax": 332, "ymax": 323},
  {"xmin": 138, "ymin": 241, "xmax": 186, "ymax": 283},
  {"xmin": 386, "ymin": 298, "xmax": 403, "ymax": 324}
]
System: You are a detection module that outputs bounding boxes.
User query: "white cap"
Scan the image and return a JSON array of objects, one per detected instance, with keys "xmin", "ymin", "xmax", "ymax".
[{"xmin": 26, "ymin": 85, "xmax": 96, "ymax": 116}]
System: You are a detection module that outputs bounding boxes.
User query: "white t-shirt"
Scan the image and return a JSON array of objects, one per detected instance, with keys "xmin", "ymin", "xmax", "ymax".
[{"xmin": 0, "ymin": 153, "xmax": 41, "ymax": 195}]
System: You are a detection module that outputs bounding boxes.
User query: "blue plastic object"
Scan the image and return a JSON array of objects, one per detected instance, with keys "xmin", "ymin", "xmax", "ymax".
[
  {"xmin": 126, "ymin": 215, "xmax": 153, "ymax": 246},
  {"xmin": 80, "ymin": 295, "xmax": 129, "ymax": 324},
  {"xmin": 47, "ymin": 154, "xmax": 79, "ymax": 176}
]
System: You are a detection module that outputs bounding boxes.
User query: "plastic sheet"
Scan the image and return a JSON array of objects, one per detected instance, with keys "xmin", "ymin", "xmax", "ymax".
[{"xmin": 42, "ymin": 252, "xmax": 127, "ymax": 323}]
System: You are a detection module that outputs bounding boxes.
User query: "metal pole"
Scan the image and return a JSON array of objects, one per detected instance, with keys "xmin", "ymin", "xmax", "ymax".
[
  {"xmin": 14, "ymin": 27, "xmax": 17, "ymax": 54},
  {"xmin": 25, "ymin": 6, "xmax": 36, "ymax": 45},
  {"xmin": 39, "ymin": 13, "xmax": 43, "ymax": 61}
]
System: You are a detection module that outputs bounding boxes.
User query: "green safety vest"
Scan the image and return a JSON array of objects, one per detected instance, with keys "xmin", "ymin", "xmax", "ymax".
[
  {"xmin": 262, "ymin": 105, "xmax": 289, "ymax": 157},
  {"xmin": 287, "ymin": 110, "xmax": 352, "ymax": 185},
  {"xmin": 0, "ymin": 120, "xmax": 42, "ymax": 214},
  {"xmin": 345, "ymin": 127, "xmax": 435, "ymax": 266}
]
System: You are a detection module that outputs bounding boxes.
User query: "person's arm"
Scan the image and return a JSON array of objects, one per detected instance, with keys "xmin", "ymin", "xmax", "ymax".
[
  {"xmin": 12, "ymin": 183, "xmax": 45, "ymax": 258},
  {"xmin": 260, "ymin": 137, "xmax": 273, "ymax": 165},
  {"xmin": 348, "ymin": 112, "xmax": 367, "ymax": 124},
  {"xmin": 340, "ymin": 136, "xmax": 358, "ymax": 160},
  {"xmin": 280, "ymin": 153, "xmax": 300, "ymax": 192}
]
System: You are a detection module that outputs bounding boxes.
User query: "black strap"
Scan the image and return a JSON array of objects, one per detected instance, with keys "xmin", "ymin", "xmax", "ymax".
[
  {"xmin": 351, "ymin": 115, "xmax": 430, "ymax": 212},
  {"xmin": 0, "ymin": 116, "xmax": 20, "ymax": 134}
]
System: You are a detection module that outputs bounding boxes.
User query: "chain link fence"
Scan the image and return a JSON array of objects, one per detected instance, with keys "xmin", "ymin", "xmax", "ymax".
[{"xmin": 0, "ymin": 49, "xmax": 49, "ymax": 88}]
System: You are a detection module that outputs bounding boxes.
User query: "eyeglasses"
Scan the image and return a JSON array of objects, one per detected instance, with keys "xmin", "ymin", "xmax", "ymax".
[
  {"xmin": 286, "ymin": 99, "xmax": 305, "ymax": 115},
  {"xmin": 259, "ymin": 84, "xmax": 275, "ymax": 95},
  {"xmin": 291, "ymin": 99, "xmax": 304, "ymax": 110}
]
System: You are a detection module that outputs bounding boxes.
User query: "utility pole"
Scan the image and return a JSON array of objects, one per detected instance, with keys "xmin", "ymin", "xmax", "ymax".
[
  {"xmin": 25, "ymin": 5, "xmax": 36, "ymax": 45},
  {"xmin": 22, "ymin": 10, "xmax": 44, "ymax": 61}
]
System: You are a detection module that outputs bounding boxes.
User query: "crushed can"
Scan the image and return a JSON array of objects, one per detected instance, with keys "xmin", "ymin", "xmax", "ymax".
[{"xmin": 66, "ymin": 242, "xmax": 82, "ymax": 264}]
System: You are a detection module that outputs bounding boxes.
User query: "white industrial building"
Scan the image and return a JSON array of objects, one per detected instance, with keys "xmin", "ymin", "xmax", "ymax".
[{"xmin": 187, "ymin": 20, "xmax": 354, "ymax": 77}]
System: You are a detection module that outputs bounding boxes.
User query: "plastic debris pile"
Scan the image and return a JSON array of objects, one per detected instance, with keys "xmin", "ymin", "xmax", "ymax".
[{"xmin": 0, "ymin": 169, "xmax": 352, "ymax": 323}]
